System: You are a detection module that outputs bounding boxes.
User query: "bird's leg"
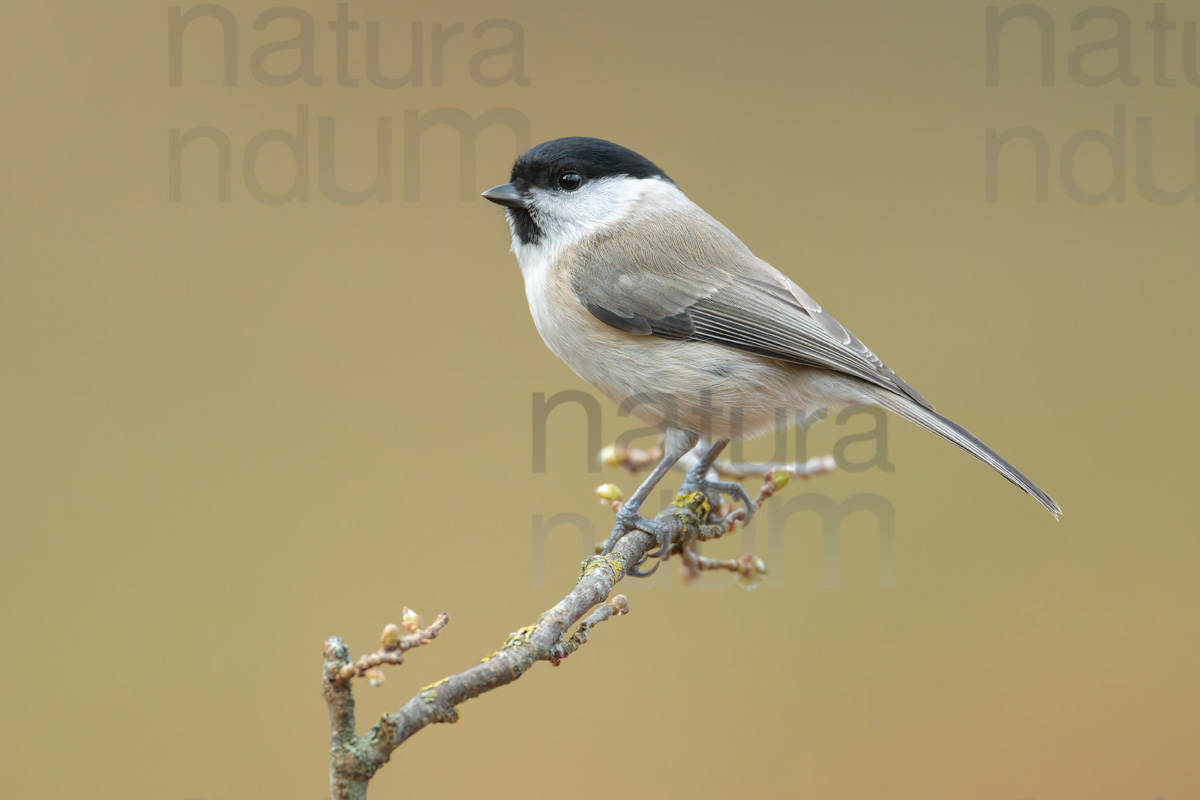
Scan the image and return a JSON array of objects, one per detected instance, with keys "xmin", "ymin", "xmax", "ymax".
[
  {"xmin": 600, "ymin": 453, "xmax": 679, "ymax": 558},
  {"xmin": 680, "ymin": 438, "xmax": 756, "ymax": 526},
  {"xmin": 600, "ymin": 430, "xmax": 698, "ymax": 575}
]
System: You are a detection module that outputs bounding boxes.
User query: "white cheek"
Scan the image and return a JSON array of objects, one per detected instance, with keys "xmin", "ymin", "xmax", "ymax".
[{"xmin": 513, "ymin": 177, "xmax": 680, "ymax": 269}]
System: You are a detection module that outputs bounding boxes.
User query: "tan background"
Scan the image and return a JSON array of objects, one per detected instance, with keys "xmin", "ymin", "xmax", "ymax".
[{"xmin": 3, "ymin": 1, "xmax": 1197, "ymax": 798}]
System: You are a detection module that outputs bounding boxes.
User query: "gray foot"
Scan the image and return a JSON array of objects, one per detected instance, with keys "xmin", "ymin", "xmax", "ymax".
[
  {"xmin": 601, "ymin": 507, "xmax": 675, "ymax": 578},
  {"xmin": 681, "ymin": 466, "xmax": 755, "ymax": 526}
]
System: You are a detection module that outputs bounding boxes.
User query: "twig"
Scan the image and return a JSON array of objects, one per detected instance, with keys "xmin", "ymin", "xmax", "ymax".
[
  {"xmin": 601, "ymin": 441, "xmax": 837, "ymax": 481},
  {"xmin": 709, "ymin": 454, "xmax": 838, "ymax": 481},
  {"xmin": 546, "ymin": 595, "xmax": 630, "ymax": 666},
  {"xmin": 322, "ymin": 455, "xmax": 833, "ymax": 798},
  {"xmin": 327, "ymin": 612, "xmax": 450, "ymax": 686}
]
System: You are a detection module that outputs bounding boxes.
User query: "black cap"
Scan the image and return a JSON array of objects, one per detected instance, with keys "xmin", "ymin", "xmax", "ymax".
[{"xmin": 510, "ymin": 137, "xmax": 672, "ymax": 191}]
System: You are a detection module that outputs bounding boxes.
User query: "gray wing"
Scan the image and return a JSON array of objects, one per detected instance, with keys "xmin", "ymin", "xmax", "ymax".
[{"xmin": 569, "ymin": 212, "xmax": 934, "ymax": 411}]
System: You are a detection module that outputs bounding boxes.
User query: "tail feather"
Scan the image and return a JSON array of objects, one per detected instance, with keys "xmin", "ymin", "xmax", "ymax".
[{"xmin": 867, "ymin": 388, "xmax": 1061, "ymax": 518}]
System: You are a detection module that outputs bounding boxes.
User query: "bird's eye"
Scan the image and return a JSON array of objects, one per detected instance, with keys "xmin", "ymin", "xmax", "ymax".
[{"xmin": 558, "ymin": 171, "xmax": 583, "ymax": 191}]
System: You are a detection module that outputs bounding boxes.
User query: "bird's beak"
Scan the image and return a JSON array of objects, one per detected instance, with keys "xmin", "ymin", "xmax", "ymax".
[{"xmin": 482, "ymin": 183, "xmax": 527, "ymax": 209}]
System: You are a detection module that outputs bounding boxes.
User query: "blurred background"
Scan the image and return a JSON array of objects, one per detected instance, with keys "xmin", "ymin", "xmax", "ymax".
[{"xmin": 3, "ymin": 1, "xmax": 1197, "ymax": 798}]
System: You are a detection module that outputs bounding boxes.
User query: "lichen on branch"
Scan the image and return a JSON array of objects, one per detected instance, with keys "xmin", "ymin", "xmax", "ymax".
[{"xmin": 322, "ymin": 447, "xmax": 835, "ymax": 799}]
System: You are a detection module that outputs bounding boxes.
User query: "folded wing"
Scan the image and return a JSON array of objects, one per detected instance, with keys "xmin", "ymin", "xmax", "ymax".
[{"xmin": 569, "ymin": 212, "xmax": 933, "ymax": 411}]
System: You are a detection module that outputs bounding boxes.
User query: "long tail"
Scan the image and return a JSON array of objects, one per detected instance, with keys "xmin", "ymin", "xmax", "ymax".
[{"xmin": 866, "ymin": 388, "xmax": 1061, "ymax": 518}]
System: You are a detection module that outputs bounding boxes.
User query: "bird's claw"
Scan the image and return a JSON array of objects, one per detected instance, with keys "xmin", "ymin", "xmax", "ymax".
[
  {"xmin": 601, "ymin": 508, "xmax": 674, "ymax": 578},
  {"xmin": 681, "ymin": 472, "xmax": 756, "ymax": 527},
  {"xmin": 628, "ymin": 525, "xmax": 675, "ymax": 577},
  {"xmin": 627, "ymin": 555, "xmax": 660, "ymax": 578}
]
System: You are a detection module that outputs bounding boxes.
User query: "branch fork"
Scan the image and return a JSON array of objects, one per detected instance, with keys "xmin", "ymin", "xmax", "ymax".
[{"xmin": 322, "ymin": 444, "xmax": 837, "ymax": 798}]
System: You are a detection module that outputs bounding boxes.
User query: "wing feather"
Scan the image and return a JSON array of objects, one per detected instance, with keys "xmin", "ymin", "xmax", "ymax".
[{"xmin": 569, "ymin": 207, "xmax": 934, "ymax": 410}]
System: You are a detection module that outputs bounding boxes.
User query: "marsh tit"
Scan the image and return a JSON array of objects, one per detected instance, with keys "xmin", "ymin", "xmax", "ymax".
[{"xmin": 483, "ymin": 137, "xmax": 1059, "ymax": 572}]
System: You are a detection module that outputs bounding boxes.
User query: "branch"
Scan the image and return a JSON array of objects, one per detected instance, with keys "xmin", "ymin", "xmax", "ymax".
[
  {"xmin": 328, "ymin": 611, "xmax": 450, "ymax": 686},
  {"xmin": 601, "ymin": 440, "xmax": 837, "ymax": 481},
  {"xmin": 322, "ymin": 454, "xmax": 835, "ymax": 798},
  {"xmin": 545, "ymin": 594, "xmax": 630, "ymax": 666}
]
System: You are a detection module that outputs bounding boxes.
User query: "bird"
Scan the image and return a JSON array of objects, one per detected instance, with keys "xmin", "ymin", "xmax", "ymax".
[{"xmin": 482, "ymin": 136, "xmax": 1059, "ymax": 574}]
